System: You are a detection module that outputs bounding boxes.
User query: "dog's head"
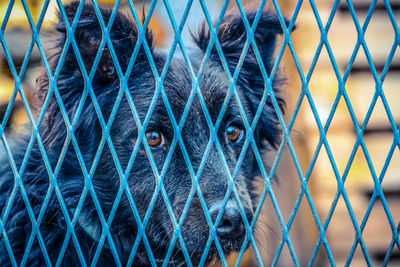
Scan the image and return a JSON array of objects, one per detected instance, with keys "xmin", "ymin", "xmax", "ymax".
[{"xmin": 38, "ymin": 2, "xmax": 287, "ymax": 264}]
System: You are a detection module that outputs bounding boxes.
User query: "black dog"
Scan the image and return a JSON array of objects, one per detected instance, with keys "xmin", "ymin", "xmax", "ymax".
[{"xmin": 0, "ymin": 2, "xmax": 287, "ymax": 266}]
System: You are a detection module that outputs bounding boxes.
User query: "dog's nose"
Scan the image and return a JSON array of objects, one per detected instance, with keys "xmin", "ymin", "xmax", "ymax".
[
  {"xmin": 210, "ymin": 204, "xmax": 253, "ymax": 240},
  {"xmin": 216, "ymin": 207, "xmax": 244, "ymax": 239}
]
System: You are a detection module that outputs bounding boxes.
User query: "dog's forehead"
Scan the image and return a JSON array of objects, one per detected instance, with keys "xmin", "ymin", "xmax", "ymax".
[
  {"xmin": 161, "ymin": 49, "xmax": 230, "ymax": 113},
  {"xmin": 127, "ymin": 49, "xmax": 238, "ymax": 125}
]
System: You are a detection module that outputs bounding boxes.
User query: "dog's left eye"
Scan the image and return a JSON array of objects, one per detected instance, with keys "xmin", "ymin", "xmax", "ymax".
[
  {"xmin": 146, "ymin": 130, "xmax": 164, "ymax": 147},
  {"xmin": 226, "ymin": 124, "xmax": 243, "ymax": 143}
]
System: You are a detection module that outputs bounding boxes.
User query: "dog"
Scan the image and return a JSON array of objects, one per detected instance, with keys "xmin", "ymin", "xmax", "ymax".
[{"xmin": 0, "ymin": 1, "xmax": 287, "ymax": 266}]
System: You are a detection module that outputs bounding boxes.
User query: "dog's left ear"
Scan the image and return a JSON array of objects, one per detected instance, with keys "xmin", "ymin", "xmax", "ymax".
[
  {"xmin": 194, "ymin": 11, "xmax": 287, "ymax": 76},
  {"xmin": 194, "ymin": 11, "xmax": 292, "ymax": 147}
]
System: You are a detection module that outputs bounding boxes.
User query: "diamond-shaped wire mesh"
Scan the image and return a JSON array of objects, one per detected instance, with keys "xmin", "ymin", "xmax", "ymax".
[{"xmin": 0, "ymin": 0, "xmax": 399, "ymax": 266}]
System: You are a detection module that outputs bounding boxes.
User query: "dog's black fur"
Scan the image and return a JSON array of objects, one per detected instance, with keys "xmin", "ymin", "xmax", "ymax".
[{"xmin": 0, "ymin": 2, "xmax": 287, "ymax": 266}]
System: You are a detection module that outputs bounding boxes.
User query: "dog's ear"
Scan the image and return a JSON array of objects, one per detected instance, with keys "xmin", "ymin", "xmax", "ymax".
[
  {"xmin": 194, "ymin": 11, "xmax": 291, "ymax": 148},
  {"xmin": 56, "ymin": 1, "xmax": 153, "ymax": 82},
  {"xmin": 35, "ymin": 2, "xmax": 155, "ymax": 163},
  {"xmin": 193, "ymin": 11, "xmax": 288, "ymax": 78}
]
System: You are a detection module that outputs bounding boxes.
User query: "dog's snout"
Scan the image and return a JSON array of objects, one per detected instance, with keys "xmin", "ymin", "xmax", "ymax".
[
  {"xmin": 210, "ymin": 203, "xmax": 253, "ymax": 240},
  {"xmin": 216, "ymin": 207, "xmax": 244, "ymax": 239}
]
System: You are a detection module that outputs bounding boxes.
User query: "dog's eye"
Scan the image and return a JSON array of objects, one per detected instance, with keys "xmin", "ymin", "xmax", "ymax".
[
  {"xmin": 226, "ymin": 124, "xmax": 243, "ymax": 142},
  {"xmin": 146, "ymin": 130, "xmax": 164, "ymax": 147}
]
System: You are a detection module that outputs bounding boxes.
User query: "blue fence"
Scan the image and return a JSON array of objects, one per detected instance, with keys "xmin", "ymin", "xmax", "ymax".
[{"xmin": 0, "ymin": 0, "xmax": 399, "ymax": 266}]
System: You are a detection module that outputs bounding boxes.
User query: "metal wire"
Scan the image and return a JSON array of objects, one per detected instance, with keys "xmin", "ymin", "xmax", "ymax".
[{"xmin": 0, "ymin": 0, "xmax": 399, "ymax": 266}]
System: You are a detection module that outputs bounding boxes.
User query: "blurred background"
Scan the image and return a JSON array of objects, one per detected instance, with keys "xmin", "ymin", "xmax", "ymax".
[{"xmin": 0, "ymin": 0, "xmax": 399, "ymax": 266}]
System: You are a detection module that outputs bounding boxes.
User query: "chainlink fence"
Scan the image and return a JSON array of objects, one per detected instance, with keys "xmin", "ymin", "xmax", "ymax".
[{"xmin": 0, "ymin": 0, "xmax": 399, "ymax": 266}]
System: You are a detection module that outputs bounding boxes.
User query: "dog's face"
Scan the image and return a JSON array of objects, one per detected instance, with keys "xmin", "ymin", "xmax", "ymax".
[{"xmin": 39, "ymin": 2, "xmax": 286, "ymax": 264}]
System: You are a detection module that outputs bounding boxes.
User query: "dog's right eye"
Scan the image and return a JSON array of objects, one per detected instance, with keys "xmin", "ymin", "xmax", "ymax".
[
  {"xmin": 145, "ymin": 130, "xmax": 164, "ymax": 147},
  {"xmin": 226, "ymin": 124, "xmax": 243, "ymax": 143}
]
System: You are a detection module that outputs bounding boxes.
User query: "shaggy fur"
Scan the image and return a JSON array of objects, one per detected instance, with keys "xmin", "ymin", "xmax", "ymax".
[{"xmin": 0, "ymin": 2, "xmax": 287, "ymax": 266}]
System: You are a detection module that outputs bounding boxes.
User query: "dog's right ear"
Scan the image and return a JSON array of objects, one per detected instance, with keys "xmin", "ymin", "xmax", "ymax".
[
  {"xmin": 55, "ymin": 1, "xmax": 153, "ymax": 82},
  {"xmin": 35, "ymin": 2, "xmax": 154, "ymax": 155}
]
